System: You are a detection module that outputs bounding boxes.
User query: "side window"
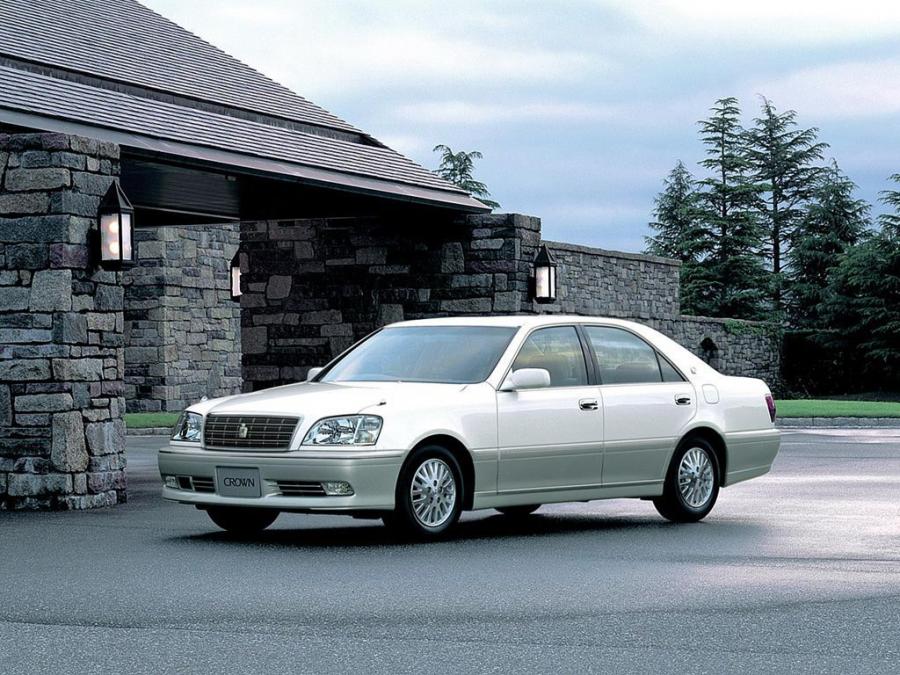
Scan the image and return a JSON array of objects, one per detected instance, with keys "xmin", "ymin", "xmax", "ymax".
[
  {"xmin": 511, "ymin": 326, "xmax": 588, "ymax": 387},
  {"xmin": 584, "ymin": 326, "xmax": 663, "ymax": 385},
  {"xmin": 658, "ymin": 354, "xmax": 685, "ymax": 382}
]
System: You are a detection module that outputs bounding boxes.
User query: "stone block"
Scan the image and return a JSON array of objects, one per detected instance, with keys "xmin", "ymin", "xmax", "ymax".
[
  {"xmin": 49, "ymin": 243, "xmax": 89, "ymax": 268},
  {"xmin": 440, "ymin": 242, "xmax": 465, "ymax": 273},
  {"xmin": 4, "ymin": 167, "xmax": 70, "ymax": 192},
  {"xmin": 492, "ymin": 291, "xmax": 521, "ymax": 312},
  {"xmin": 51, "ymin": 411, "xmax": 88, "ymax": 471},
  {"xmin": 377, "ymin": 304, "xmax": 405, "ymax": 326},
  {"xmin": 53, "ymin": 314, "xmax": 88, "ymax": 344},
  {"xmin": 0, "ymin": 287, "xmax": 29, "ymax": 311},
  {"xmin": 440, "ymin": 297, "xmax": 492, "ymax": 313},
  {"xmin": 7, "ymin": 472, "xmax": 73, "ymax": 497},
  {"xmin": 266, "ymin": 275, "xmax": 292, "ymax": 300},
  {"xmin": 19, "ymin": 150, "xmax": 50, "ymax": 168},
  {"xmin": 138, "ymin": 240, "xmax": 165, "ymax": 259},
  {"xmin": 0, "ymin": 192, "xmax": 50, "ymax": 215},
  {"xmin": 14, "ymin": 393, "xmax": 73, "ymax": 412},
  {"xmin": 50, "ymin": 191, "xmax": 100, "ymax": 217},
  {"xmin": 0, "ymin": 359, "xmax": 51, "ymax": 381},
  {"xmin": 356, "ymin": 247, "xmax": 387, "ymax": 265},
  {"xmin": 72, "ymin": 171, "xmax": 112, "ymax": 196},
  {"xmin": 29, "ymin": 269, "xmax": 72, "ymax": 311},
  {"xmin": 52, "ymin": 358, "xmax": 104, "ymax": 381},
  {"xmin": 0, "ymin": 385, "xmax": 10, "ymax": 426},
  {"xmin": 95, "ymin": 284, "xmax": 124, "ymax": 311},
  {"xmin": 241, "ymin": 326, "xmax": 267, "ymax": 354},
  {"xmin": 84, "ymin": 419, "xmax": 125, "ymax": 456}
]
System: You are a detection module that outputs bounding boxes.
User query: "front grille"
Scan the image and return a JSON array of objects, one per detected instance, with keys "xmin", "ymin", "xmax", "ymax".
[
  {"xmin": 191, "ymin": 476, "xmax": 215, "ymax": 493},
  {"xmin": 204, "ymin": 415, "xmax": 299, "ymax": 450},
  {"xmin": 275, "ymin": 480, "xmax": 327, "ymax": 497}
]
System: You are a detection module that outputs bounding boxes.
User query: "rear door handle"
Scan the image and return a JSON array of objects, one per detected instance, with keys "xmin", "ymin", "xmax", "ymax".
[
  {"xmin": 579, "ymin": 399, "xmax": 599, "ymax": 411},
  {"xmin": 675, "ymin": 395, "xmax": 692, "ymax": 406}
]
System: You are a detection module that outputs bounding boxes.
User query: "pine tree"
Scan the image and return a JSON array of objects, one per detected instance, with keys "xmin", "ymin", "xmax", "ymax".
[
  {"xmin": 746, "ymin": 98, "xmax": 828, "ymax": 315},
  {"xmin": 433, "ymin": 145, "xmax": 499, "ymax": 209},
  {"xmin": 788, "ymin": 161, "xmax": 869, "ymax": 327},
  {"xmin": 695, "ymin": 97, "xmax": 766, "ymax": 319},
  {"xmin": 644, "ymin": 161, "xmax": 711, "ymax": 314},
  {"xmin": 823, "ymin": 174, "xmax": 900, "ymax": 381}
]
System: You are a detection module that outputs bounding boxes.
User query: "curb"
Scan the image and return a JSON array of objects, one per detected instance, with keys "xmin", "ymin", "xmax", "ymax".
[
  {"xmin": 777, "ymin": 417, "xmax": 900, "ymax": 429},
  {"xmin": 126, "ymin": 427, "xmax": 171, "ymax": 436}
]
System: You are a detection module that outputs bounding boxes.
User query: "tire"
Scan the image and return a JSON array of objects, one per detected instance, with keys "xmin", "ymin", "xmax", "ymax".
[
  {"xmin": 385, "ymin": 445, "xmax": 463, "ymax": 539},
  {"xmin": 206, "ymin": 506, "xmax": 279, "ymax": 534},
  {"xmin": 653, "ymin": 437, "xmax": 720, "ymax": 523},
  {"xmin": 495, "ymin": 504, "xmax": 541, "ymax": 517}
]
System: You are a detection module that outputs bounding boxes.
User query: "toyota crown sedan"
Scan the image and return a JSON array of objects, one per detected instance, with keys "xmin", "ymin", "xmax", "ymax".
[{"xmin": 159, "ymin": 316, "xmax": 779, "ymax": 538}]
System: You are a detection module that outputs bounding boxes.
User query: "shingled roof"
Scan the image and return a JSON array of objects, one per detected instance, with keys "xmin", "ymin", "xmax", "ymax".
[{"xmin": 0, "ymin": 0, "xmax": 487, "ymax": 212}]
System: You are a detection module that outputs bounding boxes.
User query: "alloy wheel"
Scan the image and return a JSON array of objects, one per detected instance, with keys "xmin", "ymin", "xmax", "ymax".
[
  {"xmin": 410, "ymin": 458, "xmax": 457, "ymax": 527},
  {"xmin": 678, "ymin": 447, "xmax": 714, "ymax": 508}
]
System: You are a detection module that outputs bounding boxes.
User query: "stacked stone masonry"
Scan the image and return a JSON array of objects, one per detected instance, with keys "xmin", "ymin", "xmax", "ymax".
[
  {"xmin": 240, "ymin": 214, "xmax": 780, "ymax": 393},
  {"xmin": 0, "ymin": 132, "xmax": 126, "ymax": 510},
  {"xmin": 124, "ymin": 224, "xmax": 241, "ymax": 412}
]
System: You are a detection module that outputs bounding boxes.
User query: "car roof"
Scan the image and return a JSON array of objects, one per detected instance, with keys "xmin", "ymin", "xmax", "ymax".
[{"xmin": 389, "ymin": 315, "xmax": 647, "ymax": 330}]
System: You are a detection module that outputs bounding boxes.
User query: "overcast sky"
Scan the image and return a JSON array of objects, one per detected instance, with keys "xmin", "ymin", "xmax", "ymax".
[{"xmin": 144, "ymin": 0, "xmax": 900, "ymax": 252}]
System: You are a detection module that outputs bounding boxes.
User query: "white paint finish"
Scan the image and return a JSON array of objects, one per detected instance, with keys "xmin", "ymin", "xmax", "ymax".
[
  {"xmin": 163, "ymin": 315, "xmax": 780, "ymax": 517},
  {"xmin": 702, "ymin": 384, "xmax": 720, "ymax": 404}
]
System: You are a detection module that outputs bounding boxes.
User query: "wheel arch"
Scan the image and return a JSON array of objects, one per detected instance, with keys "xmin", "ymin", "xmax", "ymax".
[
  {"xmin": 407, "ymin": 434, "xmax": 476, "ymax": 511},
  {"xmin": 680, "ymin": 426, "xmax": 727, "ymax": 486}
]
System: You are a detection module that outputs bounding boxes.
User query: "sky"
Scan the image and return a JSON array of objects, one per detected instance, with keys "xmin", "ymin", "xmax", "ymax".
[{"xmin": 144, "ymin": 0, "xmax": 900, "ymax": 253}]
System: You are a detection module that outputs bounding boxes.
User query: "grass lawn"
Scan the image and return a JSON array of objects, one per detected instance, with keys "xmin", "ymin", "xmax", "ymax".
[
  {"xmin": 124, "ymin": 412, "xmax": 180, "ymax": 429},
  {"xmin": 776, "ymin": 400, "xmax": 900, "ymax": 418}
]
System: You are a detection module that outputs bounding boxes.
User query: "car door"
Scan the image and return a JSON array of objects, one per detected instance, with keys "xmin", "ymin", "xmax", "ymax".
[
  {"xmin": 582, "ymin": 325, "xmax": 696, "ymax": 486},
  {"xmin": 496, "ymin": 325, "xmax": 604, "ymax": 493}
]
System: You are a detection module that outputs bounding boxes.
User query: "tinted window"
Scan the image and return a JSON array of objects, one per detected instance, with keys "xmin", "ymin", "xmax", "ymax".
[
  {"xmin": 658, "ymin": 355, "xmax": 685, "ymax": 382},
  {"xmin": 321, "ymin": 326, "xmax": 516, "ymax": 384},
  {"xmin": 585, "ymin": 326, "xmax": 663, "ymax": 384},
  {"xmin": 511, "ymin": 326, "xmax": 588, "ymax": 387}
]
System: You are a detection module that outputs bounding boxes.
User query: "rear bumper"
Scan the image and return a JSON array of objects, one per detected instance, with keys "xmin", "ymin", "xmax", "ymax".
[
  {"xmin": 157, "ymin": 445, "xmax": 405, "ymax": 511},
  {"xmin": 723, "ymin": 428, "xmax": 780, "ymax": 487}
]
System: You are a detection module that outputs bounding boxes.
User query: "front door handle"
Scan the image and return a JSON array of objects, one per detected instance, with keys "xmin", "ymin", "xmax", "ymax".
[
  {"xmin": 579, "ymin": 399, "xmax": 599, "ymax": 411},
  {"xmin": 675, "ymin": 394, "xmax": 692, "ymax": 405}
]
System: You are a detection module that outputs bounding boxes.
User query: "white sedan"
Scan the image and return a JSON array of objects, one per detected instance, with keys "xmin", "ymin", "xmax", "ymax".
[{"xmin": 159, "ymin": 316, "xmax": 779, "ymax": 538}]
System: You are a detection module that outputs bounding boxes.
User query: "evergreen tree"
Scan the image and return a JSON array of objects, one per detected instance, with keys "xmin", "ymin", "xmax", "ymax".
[
  {"xmin": 433, "ymin": 145, "xmax": 499, "ymax": 209},
  {"xmin": 788, "ymin": 161, "xmax": 869, "ymax": 327},
  {"xmin": 644, "ymin": 161, "xmax": 711, "ymax": 314},
  {"xmin": 823, "ymin": 174, "xmax": 900, "ymax": 381},
  {"xmin": 695, "ymin": 97, "xmax": 766, "ymax": 319},
  {"xmin": 746, "ymin": 98, "xmax": 828, "ymax": 315}
]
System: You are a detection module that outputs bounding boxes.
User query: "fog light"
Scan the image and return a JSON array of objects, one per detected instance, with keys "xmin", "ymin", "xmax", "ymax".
[
  {"xmin": 164, "ymin": 476, "xmax": 178, "ymax": 489},
  {"xmin": 321, "ymin": 481, "xmax": 354, "ymax": 496}
]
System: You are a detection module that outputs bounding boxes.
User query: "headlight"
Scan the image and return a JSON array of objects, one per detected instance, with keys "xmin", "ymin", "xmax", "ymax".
[
  {"xmin": 172, "ymin": 412, "xmax": 203, "ymax": 442},
  {"xmin": 302, "ymin": 415, "xmax": 382, "ymax": 446}
]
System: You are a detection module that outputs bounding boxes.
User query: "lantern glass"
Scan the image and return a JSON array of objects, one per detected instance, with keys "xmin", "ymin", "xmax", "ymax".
[
  {"xmin": 120, "ymin": 213, "xmax": 133, "ymax": 261},
  {"xmin": 231, "ymin": 261, "xmax": 242, "ymax": 299},
  {"xmin": 100, "ymin": 212, "xmax": 122, "ymax": 262},
  {"xmin": 535, "ymin": 265, "xmax": 556, "ymax": 300}
]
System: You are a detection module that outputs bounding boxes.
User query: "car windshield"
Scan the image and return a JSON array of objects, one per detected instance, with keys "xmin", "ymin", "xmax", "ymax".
[{"xmin": 320, "ymin": 326, "xmax": 518, "ymax": 384}]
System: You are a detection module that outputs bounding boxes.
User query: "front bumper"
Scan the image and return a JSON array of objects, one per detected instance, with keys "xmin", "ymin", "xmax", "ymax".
[{"xmin": 158, "ymin": 445, "xmax": 405, "ymax": 511}]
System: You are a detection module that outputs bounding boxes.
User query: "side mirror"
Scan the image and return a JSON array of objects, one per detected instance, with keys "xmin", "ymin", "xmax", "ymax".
[
  {"xmin": 306, "ymin": 367, "xmax": 324, "ymax": 381},
  {"xmin": 500, "ymin": 368, "xmax": 551, "ymax": 391}
]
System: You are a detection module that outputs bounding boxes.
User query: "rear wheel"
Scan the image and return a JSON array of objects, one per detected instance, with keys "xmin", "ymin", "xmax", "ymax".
[
  {"xmin": 384, "ymin": 445, "xmax": 462, "ymax": 539},
  {"xmin": 206, "ymin": 506, "xmax": 279, "ymax": 534},
  {"xmin": 653, "ymin": 437, "xmax": 719, "ymax": 523},
  {"xmin": 495, "ymin": 504, "xmax": 541, "ymax": 517}
]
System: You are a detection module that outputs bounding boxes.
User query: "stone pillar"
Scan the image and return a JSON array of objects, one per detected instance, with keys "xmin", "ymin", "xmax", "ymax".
[
  {"xmin": 0, "ymin": 132, "xmax": 126, "ymax": 510},
  {"xmin": 239, "ymin": 212, "xmax": 543, "ymax": 391},
  {"xmin": 124, "ymin": 224, "xmax": 241, "ymax": 412}
]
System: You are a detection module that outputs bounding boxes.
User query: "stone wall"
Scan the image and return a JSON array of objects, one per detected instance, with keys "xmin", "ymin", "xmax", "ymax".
[
  {"xmin": 242, "ymin": 213, "xmax": 781, "ymax": 391},
  {"xmin": 0, "ymin": 132, "xmax": 126, "ymax": 510},
  {"xmin": 239, "ymin": 213, "xmax": 538, "ymax": 390},
  {"xmin": 542, "ymin": 241, "xmax": 681, "ymax": 319},
  {"xmin": 123, "ymin": 224, "xmax": 241, "ymax": 412}
]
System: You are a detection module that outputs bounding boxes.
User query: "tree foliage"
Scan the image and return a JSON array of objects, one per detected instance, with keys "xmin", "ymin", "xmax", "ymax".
[
  {"xmin": 788, "ymin": 162, "xmax": 870, "ymax": 327},
  {"xmin": 745, "ymin": 97, "xmax": 828, "ymax": 314},
  {"xmin": 433, "ymin": 145, "xmax": 499, "ymax": 209},
  {"xmin": 694, "ymin": 97, "xmax": 766, "ymax": 319}
]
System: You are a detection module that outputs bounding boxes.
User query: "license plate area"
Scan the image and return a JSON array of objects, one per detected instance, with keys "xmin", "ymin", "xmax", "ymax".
[{"xmin": 215, "ymin": 467, "xmax": 262, "ymax": 498}]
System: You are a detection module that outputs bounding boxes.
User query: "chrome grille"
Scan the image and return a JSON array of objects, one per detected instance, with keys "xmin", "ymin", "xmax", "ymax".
[
  {"xmin": 276, "ymin": 480, "xmax": 327, "ymax": 497},
  {"xmin": 203, "ymin": 415, "xmax": 299, "ymax": 450}
]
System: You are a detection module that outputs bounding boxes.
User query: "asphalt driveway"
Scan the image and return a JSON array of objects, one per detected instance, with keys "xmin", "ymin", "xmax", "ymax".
[{"xmin": 2, "ymin": 429, "xmax": 899, "ymax": 673}]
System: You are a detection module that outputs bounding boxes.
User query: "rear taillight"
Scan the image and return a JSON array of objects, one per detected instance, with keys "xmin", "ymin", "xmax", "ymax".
[{"xmin": 765, "ymin": 394, "xmax": 776, "ymax": 422}]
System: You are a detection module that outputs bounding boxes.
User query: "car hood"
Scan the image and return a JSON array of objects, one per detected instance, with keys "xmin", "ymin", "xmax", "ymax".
[{"xmin": 185, "ymin": 381, "xmax": 473, "ymax": 419}]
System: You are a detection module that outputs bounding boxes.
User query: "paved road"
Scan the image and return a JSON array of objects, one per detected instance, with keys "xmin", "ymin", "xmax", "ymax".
[{"xmin": 2, "ymin": 430, "xmax": 900, "ymax": 674}]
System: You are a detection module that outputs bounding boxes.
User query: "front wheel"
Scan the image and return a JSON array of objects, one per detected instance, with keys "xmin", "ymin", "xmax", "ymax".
[
  {"xmin": 653, "ymin": 438, "xmax": 719, "ymax": 523},
  {"xmin": 206, "ymin": 506, "xmax": 279, "ymax": 534},
  {"xmin": 385, "ymin": 445, "xmax": 462, "ymax": 539}
]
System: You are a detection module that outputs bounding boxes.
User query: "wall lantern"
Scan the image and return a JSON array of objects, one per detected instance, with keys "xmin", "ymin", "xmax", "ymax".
[
  {"xmin": 230, "ymin": 251, "xmax": 242, "ymax": 301},
  {"xmin": 97, "ymin": 181, "xmax": 135, "ymax": 268},
  {"xmin": 533, "ymin": 244, "xmax": 558, "ymax": 304}
]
